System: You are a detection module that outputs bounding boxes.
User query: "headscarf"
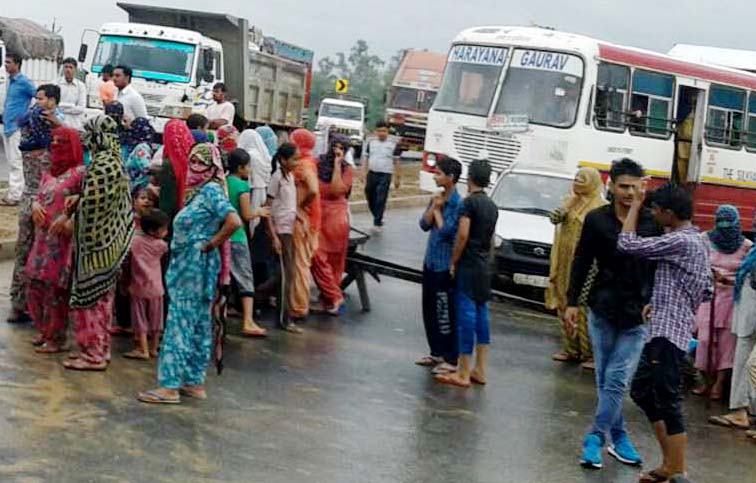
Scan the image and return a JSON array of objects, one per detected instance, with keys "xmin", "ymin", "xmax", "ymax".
[
  {"xmin": 735, "ymin": 215, "xmax": 756, "ymax": 302},
  {"xmin": 185, "ymin": 142, "xmax": 226, "ymax": 205},
  {"xmin": 18, "ymin": 105, "xmax": 55, "ymax": 152},
  {"xmin": 191, "ymin": 129, "xmax": 209, "ymax": 143},
  {"xmin": 125, "ymin": 142, "xmax": 155, "ymax": 193},
  {"xmin": 163, "ymin": 119, "xmax": 195, "ymax": 209},
  {"xmin": 562, "ymin": 168, "xmax": 605, "ymax": 222},
  {"xmin": 70, "ymin": 115, "xmax": 135, "ymax": 308},
  {"xmin": 255, "ymin": 126, "xmax": 278, "ymax": 157},
  {"xmin": 237, "ymin": 129, "xmax": 272, "ymax": 189},
  {"xmin": 50, "ymin": 126, "xmax": 84, "ymax": 177},
  {"xmin": 708, "ymin": 204, "xmax": 744, "ymax": 255},
  {"xmin": 216, "ymin": 125, "xmax": 239, "ymax": 154},
  {"xmin": 317, "ymin": 134, "xmax": 348, "ymax": 183},
  {"xmin": 123, "ymin": 117, "xmax": 156, "ymax": 153},
  {"xmin": 104, "ymin": 101, "xmax": 127, "ymax": 145}
]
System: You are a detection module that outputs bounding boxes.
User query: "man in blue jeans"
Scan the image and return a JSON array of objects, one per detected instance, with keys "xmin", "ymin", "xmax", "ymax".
[{"xmin": 564, "ymin": 158, "xmax": 661, "ymax": 469}]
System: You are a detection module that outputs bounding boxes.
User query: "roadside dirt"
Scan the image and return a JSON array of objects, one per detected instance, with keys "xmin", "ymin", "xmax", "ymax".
[
  {"xmin": 0, "ymin": 206, "xmax": 17, "ymax": 240},
  {"xmin": 350, "ymin": 162, "xmax": 423, "ymax": 202}
]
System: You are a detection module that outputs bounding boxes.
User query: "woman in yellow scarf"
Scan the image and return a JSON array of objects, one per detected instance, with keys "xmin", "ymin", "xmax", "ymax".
[{"xmin": 546, "ymin": 168, "xmax": 606, "ymax": 367}]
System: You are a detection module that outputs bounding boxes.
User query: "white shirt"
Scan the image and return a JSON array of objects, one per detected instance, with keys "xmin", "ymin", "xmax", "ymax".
[
  {"xmin": 56, "ymin": 77, "xmax": 87, "ymax": 130},
  {"xmin": 207, "ymin": 101, "xmax": 235, "ymax": 125},
  {"xmin": 366, "ymin": 138, "xmax": 400, "ymax": 174},
  {"xmin": 118, "ymin": 84, "xmax": 148, "ymax": 122}
]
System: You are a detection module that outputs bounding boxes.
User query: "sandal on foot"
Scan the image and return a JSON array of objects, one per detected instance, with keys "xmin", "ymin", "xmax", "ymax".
[
  {"xmin": 242, "ymin": 327, "xmax": 268, "ymax": 338},
  {"xmin": 434, "ymin": 373, "xmax": 471, "ymax": 388},
  {"xmin": 137, "ymin": 389, "xmax": 180, "ymax": 405},
  {"xmin": 552, "ymin": 352, "xmax": 574, "ymax": 362},
  {"xmin": 179, "ymin": 387, "xmax": 208, "ymax": 400},
  {"xmin": 639, "ymin": 469, "xmax": 669, "ymax": 483},
  {"xmin": 581, "ymin": 360, "xmax": 596, "ymax": 371},
  {"xmin": 415, "ymin": 355, "xmax": 443, "ymax": 367},
  {"xmin": 708, "ymin": 414, "xmax": 750, "ymax": 430},
  {"xmin": 123, "ymin": 350, "xmax": 150, "ymax": 360},
  {"xmin": 470, "ymin": 373, "xmax": 487, "ymax": 386},
  {"xmin": 63, "ymin": 358, "xmax": 107, "ymax": 371},
  {"xmin": 35, "ymin": 344, "xmax": 67, "ymax": 354},
  {"xmin": 431, "ymin": 362, "xmax": 457, "ymax": 375}
]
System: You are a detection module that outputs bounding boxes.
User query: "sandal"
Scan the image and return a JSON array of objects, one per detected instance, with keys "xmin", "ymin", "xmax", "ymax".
[
  {"xmin": 415, "ymin": 355, "xmax": 443, "ymax": 367},
  {"xmin": 123, "ymin": 350, "xmax": 150, "ymax": 360},
  {"xmin": 470, "ymin": 372, "xmax": 487, "ymax": 386},
  {"xmin": 137, "ymin": 389, "xmax": 180, "ymax": 405},
  {"xmin": 552, "ymin": 351, "xmax": 574, "ymax": 362},
  {"xmin": 242, "ymin": 327, "xmax": 268, "ymax": 338},
  {"xmin": 639, "ymin": 469, "xmax": 669, "ymax": 483},
  {"xmin": 35, "ymin": 344, "xmax": 67, "ymax": 354},
  {"xmin": 179, "ymin": 386, "xmax": 208, "ymax": 400},
  {"xmin": 63, "ymin": 358, "xmax": 107, "ymax": 371},
  {"xmin": 708, "ymin": 414, "xmax": 750, "ymax": 430},
  {"xmin": 581, "ymin": 360, "xmax": 596, "ymax": 371},
  {"xmin": 431, "ymin": 362, "xmax": 457, "ymax": 375},
  {"xmin": 434, "ymin": 373, "xmax": 471, "ymax": 388},
  {"xmin": 280, "ymin": 323, "xmax": 303, "ymax": 334}
]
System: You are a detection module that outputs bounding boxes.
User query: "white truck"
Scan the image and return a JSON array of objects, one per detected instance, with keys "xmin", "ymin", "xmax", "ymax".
[
  {"xmin": 315, "ymin": 97, "xmax": 367, "ymax": 158},
  {"xmin": 0, "ymin": 17, "xmax": 64, "ymax": 118},
  {"xmin": 78, "ymin": 3, "xmax": 313, "ymax": 133}
]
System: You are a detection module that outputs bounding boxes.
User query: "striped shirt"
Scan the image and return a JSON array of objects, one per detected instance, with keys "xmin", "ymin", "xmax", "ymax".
[{"xmin": 618, "ymin": 226, "xmax": 712, "ymax": 351}]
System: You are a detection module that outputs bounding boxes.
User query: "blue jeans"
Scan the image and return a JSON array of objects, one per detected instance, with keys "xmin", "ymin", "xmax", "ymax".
[
  {"xmin": 456, "ymin": 289, "xmax": 490, "ymax": 355},
  {"xmin": 587, "ymin": 311, "xmax": 646, "ymax": 444}
]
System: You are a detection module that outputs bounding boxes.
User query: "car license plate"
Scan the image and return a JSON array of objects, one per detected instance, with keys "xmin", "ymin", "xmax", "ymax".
[{"xmin": 513, "ymin": 273, "xmax": 549, "ymax": 288}]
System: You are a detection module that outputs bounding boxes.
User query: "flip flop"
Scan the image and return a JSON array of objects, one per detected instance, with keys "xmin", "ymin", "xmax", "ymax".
[
  {"xmin": 123, "ymin": 350, "xmax": 150, "ymax": 360},
  {"xmin": 415, "ymin": 355, "xmax": 442, "ymax": 367},
  {"xmin": 179, "ymin": 387, "xmax": 208, "ymax": 400},
  {"xmin": 434, "ymin": 373, "xmax": 471, "ymax": 388},
  {"xmin": 552, "ymin": 352, "xmax": 574, "ymax": 362},
  {"xmin": 639, "ymin": 469, "xmax": 669, "ymax": 483},
  {"xmin": 431, "ymin": 362, "xmax": 457, "ymax": 375},
  {"xmin": 137, "ymin": 389, "xmax": 180, "ymax": 405},
  {"xmin": 63, "ymin": 358, "xmax": 107, "ymax": 371},
  {"xmin": 581, "ymin": 360, "xmax": 596, "ymax": 371},
  {"xmin": 470, "ymin": 374, "xmax": 487, "ymax": 386},
  {"xmin": 241, "ymin": 328, "xmax": 268, "ymax": 338},
  {"xmin": 708, "ymin": 415, "xmax": 750, "ymax": 429}
]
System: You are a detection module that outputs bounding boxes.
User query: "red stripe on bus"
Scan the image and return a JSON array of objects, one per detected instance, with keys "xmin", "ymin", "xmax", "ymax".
[{"xmin": 598, "ymin": 44, "xmax": 756, "ymax": 90}]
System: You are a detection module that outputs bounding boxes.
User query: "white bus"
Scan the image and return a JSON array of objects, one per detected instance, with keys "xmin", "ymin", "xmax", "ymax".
[{"xmin": 421, "ymin": 26, "xmax": 756, "ymax": 290}]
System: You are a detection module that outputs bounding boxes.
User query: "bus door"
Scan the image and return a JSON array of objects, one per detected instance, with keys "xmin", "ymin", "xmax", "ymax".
[{"xmin": 673, "ymin": 85, "xmax": 706, "ymax": 184}]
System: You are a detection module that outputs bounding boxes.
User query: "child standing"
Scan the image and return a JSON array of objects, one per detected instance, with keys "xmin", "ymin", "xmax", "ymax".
[
  {"xmin": 262, "ymin": 142, "xmax": 302, "ymax": 334},
  {"xmin": 124, "ymin": 208, "xmax": 170, "ymax": 359},
  {"xmin": 226, "ymin": 148, "xmax": 270, "ymax": 337}
]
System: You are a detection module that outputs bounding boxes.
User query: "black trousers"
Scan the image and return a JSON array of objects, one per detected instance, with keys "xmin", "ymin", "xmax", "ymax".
[
  {"xmin": 631, "ymin": 337, "xmax": 686, "ymax": 436},
  {"xmin": 365, "ymin": 171, "xmax": 392, "ymax": 227},
  {"xmin": 421, "ymin": 268, "xmax": 458, "ymax": 365}
]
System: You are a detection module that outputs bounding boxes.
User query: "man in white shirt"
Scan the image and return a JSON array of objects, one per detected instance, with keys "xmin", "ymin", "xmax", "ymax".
[
  {"xmin": 56, "ymin": 57, "xmax": 87, "ymax": 131},
  {"xmin": 113, "ymin": 65, "xmax": 148, "ymax": 124},
  {"xmin": 362, "ymin": 120, "xmax": 403, "ymax": 232},
  {"xmin": 206, "ymin": 82, "xmax": 235, "ymax": 129}
]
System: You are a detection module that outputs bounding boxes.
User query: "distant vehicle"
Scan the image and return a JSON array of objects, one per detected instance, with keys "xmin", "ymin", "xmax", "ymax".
[
  {"xmin": 422, "ymin": 25, "xmax": 756, "ymax": 292},
  {"xmin": 315, "ymin": 97, "xmax": 367, "ymax": 158},
  {"xmin": 78, "ymin": 2, "xmax": 314, "ymax": 133},
  {"xmin": 0, "ymin": 17, "xmax": 63, "ymax": 119},
  {"xmin": 385, "ymin": 50, "xmax": 446, "ymax": 153}
]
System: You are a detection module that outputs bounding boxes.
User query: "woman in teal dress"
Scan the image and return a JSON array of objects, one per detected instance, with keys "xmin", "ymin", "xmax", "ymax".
[{"xmin": 138, "ymin": 143, "xmax": 241, "ymax": 404}]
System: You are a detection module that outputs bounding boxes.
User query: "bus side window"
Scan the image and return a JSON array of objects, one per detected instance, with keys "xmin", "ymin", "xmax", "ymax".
[
  {"xmin": 706, "ymin": 85, "xmax": 746, "ymax": 149},
  {"xmin": 744, "ymin": 92, "xmax": 756, "ymax": 151},
  {"xmin": 629, "ymin": 70, "xmax": 675, "ymax": 138},
  {"xmin": 595, "ymin": 63, "xmax": 629, "ymax": 131}
]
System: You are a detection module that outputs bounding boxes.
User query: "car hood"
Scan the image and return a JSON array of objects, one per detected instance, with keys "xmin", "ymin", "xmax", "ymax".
[{"xmin": 495, "ymin": 209, "xmax": 555, "ymax": 246}]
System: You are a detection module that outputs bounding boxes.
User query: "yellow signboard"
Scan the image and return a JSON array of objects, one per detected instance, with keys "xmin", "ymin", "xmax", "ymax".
[{"xmin": 335, "ymin": 79, "xmax": 349, "ymax": 94}]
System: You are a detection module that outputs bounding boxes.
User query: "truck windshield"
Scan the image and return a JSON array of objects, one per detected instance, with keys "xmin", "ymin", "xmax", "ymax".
[
  {"xmin": 491, "ymin": 172, "xmax": 574, "ymax": 215},
  {"xmin": 320, "ymin": 103, "xmax": 362, "ymax": 121},
  {"xmin": 390, "ymin": 87, "xmax": 437, "ymax": 112},
  {"xmin": 495, "ymin": 49, "xmax": 584, "ymax": 128},
  {"xmin": 434, "ymin": 45, "xmax": 507, "ymax": 117},
  {"xmin": 92, "ymin": 35, "xmax": 196, "ymax": 83}
]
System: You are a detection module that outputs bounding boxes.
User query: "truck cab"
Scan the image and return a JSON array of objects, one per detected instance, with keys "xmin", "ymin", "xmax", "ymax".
[
  {"xmin": 80, "ymin": 22, "xmax": 224, "ymax": 132},
  {"xmin": 316, "ymin": 98, "xmax": 366, "ymax": 158}
]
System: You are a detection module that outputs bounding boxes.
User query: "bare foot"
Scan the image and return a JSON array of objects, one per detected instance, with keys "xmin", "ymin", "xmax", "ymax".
[
  {"xmin": 242, "ymin": 321, "xmax": 268, "ymax": 337},
  {"xmin": 179, "ymin": 385, "xmax": 208, "ymax": 400},
  {"xmin": 149, "ymin": 350, "xmax": 159, "ymax": 359},
  {"xmin": 123, "ymin": 349, "xmax": 150, "ymax": 360},
  {"xmin": 435, "ymin": 372, "xmax": 471, "ymax": 388},
  {"xmin": 470, "ymin": 370, "xmax": 487, "ymax": 385}
]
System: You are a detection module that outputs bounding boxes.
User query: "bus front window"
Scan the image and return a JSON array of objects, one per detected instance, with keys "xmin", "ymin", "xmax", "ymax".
[
  {"xmin": 434, "ymin": 45, "xmax": 507, "ymax": 117},
  {"xmin": 495, "ymin": 49, "xmax": 584, "ymax": 128}
]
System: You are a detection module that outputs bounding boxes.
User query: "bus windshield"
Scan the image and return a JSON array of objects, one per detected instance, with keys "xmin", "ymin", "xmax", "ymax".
[
  {"xmin": 320, "ymin": 103, "xmax": 363, "ymax": 121},
  {"xmin": 92, "ymin": 35, "xmax": 196, "ymax": 83},
  {"xmin": 495, "ymin": 49, "xmax": 584, "ymax": 128},
  {"xmin": 491, "ymin": 172, "xmax": 573, "ymax": 215},
  {"xmin": 434, "ymin": 45, "xmax": 508, "ymax": 117}
]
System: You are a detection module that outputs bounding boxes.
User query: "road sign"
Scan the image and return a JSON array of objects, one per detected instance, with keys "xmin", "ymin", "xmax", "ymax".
[{"xmin": 335, "ymin": 79, "xmax": 349, "ymax": 94}]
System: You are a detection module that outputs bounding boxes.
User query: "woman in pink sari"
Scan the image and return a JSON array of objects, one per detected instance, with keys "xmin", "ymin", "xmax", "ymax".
[{"xmin": 26, "ymin": 127, "xmax": 86, "ymax": 353}]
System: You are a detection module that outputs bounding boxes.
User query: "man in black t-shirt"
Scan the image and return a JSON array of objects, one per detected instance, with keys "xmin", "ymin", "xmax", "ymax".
[{"xmin": 436, "ymin": 159, "xmax": 498, "ymax": 388}]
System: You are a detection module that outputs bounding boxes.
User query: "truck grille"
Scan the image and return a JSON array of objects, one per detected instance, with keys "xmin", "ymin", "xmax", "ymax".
[
  {"xmin": 330, "ymin": 126, "xmax": 360, "ymax": 137},
  {"xmin": 511, "ymin": 240, "xmax": 551, "ymax": 259},
  {"xmin": 452, "ymin": 128, "xmax": 522, "ymax": 174}
]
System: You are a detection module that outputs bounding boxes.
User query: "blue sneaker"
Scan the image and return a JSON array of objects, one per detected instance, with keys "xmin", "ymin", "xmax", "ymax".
[
  {"xmin": 608, "ymin": 433, "xmax": 643, "ymax": 466},
  {"xmin": 580, "ymin": 434, "xmax": 603, "ymax": 469}
]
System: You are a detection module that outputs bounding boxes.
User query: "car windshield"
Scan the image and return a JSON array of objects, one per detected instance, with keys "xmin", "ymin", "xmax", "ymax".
[
  {"xmin": 92, "ymin": 35, "xmax": 196, "ymax": 83},
  {"xmin": 491, "ymin": 172, "xmax": 574, "ymax": 215},
  {"xmin": 495, "ymin": 49, "xmax": 584, "ymax": 128},
  {"xmin": 434, "ymin": 45, "xmax": 507, "ymax": 117},
  {"xmin": 320, "ymin": 103, "xmax": 363, "ymax": 121}
]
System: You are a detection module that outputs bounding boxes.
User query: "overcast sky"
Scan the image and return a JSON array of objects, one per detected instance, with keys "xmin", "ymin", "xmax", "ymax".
[{"xmin": 3, "ymin": 0, "xmax": 755, "ymax": 65}]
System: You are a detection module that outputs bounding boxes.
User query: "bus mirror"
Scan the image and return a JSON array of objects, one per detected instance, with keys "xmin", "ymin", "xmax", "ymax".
[
  {"xmin": 203, "ymin": 50, "xmax": 214, "ymax": 72},
  {"xmin": 78, "ymin": 44, "xmax": 88, "ymax": 64}
]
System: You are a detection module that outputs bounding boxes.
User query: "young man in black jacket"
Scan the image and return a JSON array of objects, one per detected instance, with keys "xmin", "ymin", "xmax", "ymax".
[{"xmin": 564, "ymin": 158, "xmax": 661, "ymax": 469}]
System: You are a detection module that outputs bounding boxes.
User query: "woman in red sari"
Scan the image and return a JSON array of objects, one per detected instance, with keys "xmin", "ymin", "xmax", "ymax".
[
  {"xmin": 314, "ymin": 135, "xmax": 353, "ymax": 313},
  {"xmin": 26, "ymin": 127, "xmax": 86, "ymax": 353}
]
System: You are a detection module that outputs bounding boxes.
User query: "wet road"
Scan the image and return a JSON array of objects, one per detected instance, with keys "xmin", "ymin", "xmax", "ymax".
[{"xmin": 0, "ymin": 207, "xmax": 752, "ymax": 482}]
